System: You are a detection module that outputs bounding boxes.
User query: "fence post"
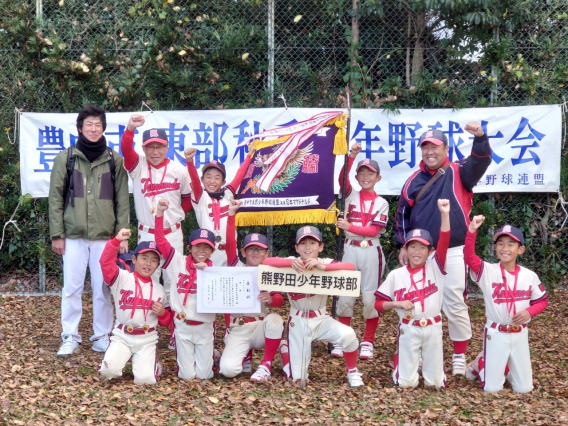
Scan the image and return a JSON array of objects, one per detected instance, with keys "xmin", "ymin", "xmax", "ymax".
[
  {"xmin": 36, "ymin": 0, "xmax": 43, "ymax": 19},
  {"xmin": 39, "ymin": 216, "xmax": 46, "ymax": 293},
  {"xmin": 267, "ymin": 0, "xmax": 275, "ymax": 105}
]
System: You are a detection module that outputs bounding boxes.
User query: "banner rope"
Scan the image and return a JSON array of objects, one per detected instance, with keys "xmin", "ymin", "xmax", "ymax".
[{"xmin": 0, "ymin": 201, "xmax": 22, "ymax": 252}]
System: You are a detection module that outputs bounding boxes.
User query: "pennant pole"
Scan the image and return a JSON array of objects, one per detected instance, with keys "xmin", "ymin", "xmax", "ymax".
[{"xmin": 329, "ymin": 86, "xmax": 351, "ymax": 354}]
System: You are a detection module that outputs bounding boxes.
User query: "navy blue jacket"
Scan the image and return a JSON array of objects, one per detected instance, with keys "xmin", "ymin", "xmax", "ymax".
[{"xmin": 395, "ymin": 134, "xmax": 492, "ymax": 248}]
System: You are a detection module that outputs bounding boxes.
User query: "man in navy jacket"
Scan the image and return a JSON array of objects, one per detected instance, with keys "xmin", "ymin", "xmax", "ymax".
[{"xmin": 395, "ymin": 122, "xmax": 491, "ymax": 376}]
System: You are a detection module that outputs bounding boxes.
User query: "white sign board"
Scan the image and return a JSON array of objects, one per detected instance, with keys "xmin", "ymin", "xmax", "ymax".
[
  {"xmin": 196, "ymin": 267, "xmax": 261, "ymax": 314},
  {"xmin": 257, "ymin": 265, "xmax": 361, "ymax": 297}
]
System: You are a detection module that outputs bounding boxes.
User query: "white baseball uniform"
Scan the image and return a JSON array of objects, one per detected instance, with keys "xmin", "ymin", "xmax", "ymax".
[
  {"xmin": 218, "ymin": 216, "xmax": 285, "ymax": 377},
  {"xmin": 122, "ymin": 129, "xmax": 192, "ymax": 301},
  {"xmin": 187, "ymin": 157, "xmax": 252, "ymax": 267},
  {"xmin": 338, "ymin": 188, "xmax": 389, "ymax": 320},
  {"xmin": 264, "ymin": 257, "xmax": 359, "ymax": 381},
  {"xmin": 468, "ymin": 246, "xmax": 548, "ymax": 393},
  {"xmin": 162, "ymin": 246, "xmax": 215, "ymax": 380},
  {"xmin": 98, "ymin": 238, "xmax": 167, "ymax": 385},
  {"xmin": 375, "ymin": 231, "xmax": 450, "ymax": 388}
]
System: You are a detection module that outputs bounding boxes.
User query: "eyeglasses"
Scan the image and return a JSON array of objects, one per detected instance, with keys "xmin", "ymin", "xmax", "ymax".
[
  {"xmin": 144, "ymin": 145, "xmax": 168, "ymax": 152},
  {"xmin": 246, "ymin": 246, "xmax": 267, "ymax": 253}
]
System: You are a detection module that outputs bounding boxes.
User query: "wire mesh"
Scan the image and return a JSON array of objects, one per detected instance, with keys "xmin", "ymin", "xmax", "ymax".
[{"xmin": 0, "ymin": 0, "xmax": 567, "ymax": 293}]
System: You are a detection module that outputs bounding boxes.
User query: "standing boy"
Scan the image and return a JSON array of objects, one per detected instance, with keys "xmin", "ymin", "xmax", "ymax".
[
  {"xmin": 464, "ymin": 217, "xmax": 548, "ymax": 393},
  {"xmin": 184, "ymin": 148, "xmax": 252, "ymax": 266},
  {"xmin": 334, "ymin": 142, "xmax": 389, "ymax": 359},
  {"xmin": 374, "ymin": 199, "xmax": 450, "ymax": 388},
  {"xmin": 219, "ymin": 200, "xmax": 285, "ymax": 382},
  {"xmin": 262, "ymin": 226, "xmax": 364, "ymax": 387},
  {"xmin": 98, "ymin": 230, "xmax": 169, "ymax": 384},
  {"xmin": 154, "ymin": 199, "xmax": 217, "ymax": 380}
]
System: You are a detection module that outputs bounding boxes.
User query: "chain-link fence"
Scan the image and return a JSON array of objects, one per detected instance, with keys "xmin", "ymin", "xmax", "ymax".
[{"xmin": 0, "ymin": 0, "xmax": 567, "ymax": 293}]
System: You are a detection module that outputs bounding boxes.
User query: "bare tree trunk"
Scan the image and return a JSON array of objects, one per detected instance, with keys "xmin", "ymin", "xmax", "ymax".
[
  {"xmin": 350, "ymin": 0, "xmax": 360, "ymax": 94},
  {"xmin": 411, "ymin": 10, "xmax": 425, "ymax": 85}
]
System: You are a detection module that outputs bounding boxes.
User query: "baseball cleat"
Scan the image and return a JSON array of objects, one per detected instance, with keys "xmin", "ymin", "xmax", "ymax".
[
  {"xmin": 279, "ymin": 340, "xmax": 291, "ymax": 378},
  {"xmin": 57, "ymin": 336, "xmax": 80, "ymax": 358},
  {"xmin": 91, "ymin": 335, "xmax": 110, "ymax": 353},
  {"xmin": 155, "ymin": 361, "xmax": 163, "ymax": 377},
  {"xmin": 213, "ymin": 349, "xmax": 221, "ymax": 368},
  {"xmin": 452, "ymin": 353, "xmax": 466, "ymax": 377},
  {"xmin": 250, "ymin": 364, "xmax": 271, "ymax": 382},
  {"xmin": 242, "ymin": 349, "xmax": 253, "ymax": 373},
  {"xmin": 359, "ymin": 342, "xmax": 374, "ymax": 360},
  {"xmin": 168, "ymin": 334, "xmax": 176, "ymax": 351},
  {"xmin": 331, "ymin": 344, "xmax": 343, "ymax": 358},
  {"xmin": 347, "ymin": 368, "xmax": 364, "ymax": 387},
  {"xmin": 465, "ymin": 352, "xmax": 482, "ymax": 380}
]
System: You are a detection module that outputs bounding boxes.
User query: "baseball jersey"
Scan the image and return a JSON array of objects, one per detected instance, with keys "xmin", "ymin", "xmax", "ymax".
[
  {"xmin": 375, "ymin": 255, "xmax": 447, "ymax": 321},
  {"xmin": 470, "ymin": 262, "xmax": 547, "ymax": 325},
  {"xmin": 344, "ymin": 189, "xmax": 389, "ymax": 241},
  {"xmin": 286, "ymin": 257, "xmax": 336, "ymax": 312},
  {"xmin": 192, "ymin": 187, "xmax": 233, "ymax": 245},
  {"xmin": 99, "ymin": 238, "xmax": 166, "ymax": 329},
  {"xmin": 163, "ymin": 250, "xmax": 215, "ymax": 323},
  {"xmin": 128, "ymin": 156, "xmax": 192, "ymax": 228}
]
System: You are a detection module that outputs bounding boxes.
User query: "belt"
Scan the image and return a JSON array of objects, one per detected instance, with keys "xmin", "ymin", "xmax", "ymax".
[
  {"xmin": 232, "ymin": 316, "xmax": 264, "ymax": 325},
  {"xmin": 490, "ymin": 322, "xmax": 526, "ymax": 333},
  {"xmin": 402, "ymin": 314, "xmax": 442, "ymax": 327},
  {"xmin": 345, "ymin": 239, "xmax": 374, "ymax": 248},
  {"xmin": 291, "ymin": 309, "xmax": 325, "ymax": 319},
  {"xmin": 217, "ymin": 244, "xmax": 226, "ymax": 250},
  {"xmin": 118, "ymin": 324, "xmax": 156, "ymax": 335},
  {"xmin": 176, "ymin": 314, "xmax": 204, "ymax": 326},
  {"xmin": 139, "ymin": 222, "xmax": 181, "ymax": 235}
]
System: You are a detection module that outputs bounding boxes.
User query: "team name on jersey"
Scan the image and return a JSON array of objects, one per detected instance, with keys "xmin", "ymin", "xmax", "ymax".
[
  {"xmin": 393, "ymin": 281, "xmax": 439, "ymax": 303},
  {"xmin": 118, "ymin": 289, "xmax": 154, "ymax": 311},
  {"xmin": 289, "ymin": 293, "xmax": 316, "ymax": 301},
  {"xmin": 177, "ymin": 273, "xmax": 197, "ymax": 295},
  {"xmin": 491, "ymin": 283, "xmax": 532, "ymax": 304},
  {"xmin": 141, "ymin": 178, "xmax": 181, "ymax": 197}
]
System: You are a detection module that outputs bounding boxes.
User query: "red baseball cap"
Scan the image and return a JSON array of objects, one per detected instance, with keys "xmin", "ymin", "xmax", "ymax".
[
  {"xmin": 142, "ymin": 128, "xmax": 168, "ymax": 146},
  {"xmin": 419, "ymin": 129, "xmax": 448, "ymax": 147}
]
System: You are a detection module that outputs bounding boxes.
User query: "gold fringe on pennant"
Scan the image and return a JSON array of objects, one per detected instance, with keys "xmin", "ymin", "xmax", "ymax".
[
  {"xmin": 333, "ymin": 113, "xmax": 348, "ymax": 156},
  {"xmin": 235, "ymin": 209, "xmax": 338, "ymax": 227}
]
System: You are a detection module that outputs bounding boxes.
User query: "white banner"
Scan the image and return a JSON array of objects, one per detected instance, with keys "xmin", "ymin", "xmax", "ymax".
[{"xmin": 19, "ymin": 105, "xmax": 562, "ymax": 197}]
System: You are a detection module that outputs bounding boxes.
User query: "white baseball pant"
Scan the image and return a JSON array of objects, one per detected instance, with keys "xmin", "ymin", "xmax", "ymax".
[
  {"xmin": 338, "ymin": 241, "xmax": 384, "ymax": 319},
  {"xmin": 61, "ymin": 238, "xmax": 113, "ymax": 343},
  {"xmin": 287, "ymin": 312, "xmax": 358, "ymax": 381},
  {"xmin": 442, "ymin": 246, "xmax": 472, "ymax": 342},
  {"xmin": 98, "ymin": 328, "xmax": 160, "ymax": 385},
  {"xmin": 219, "ymin": 313, "xmax": 284, "ymax": 378},
  {"xmin": 138, "ymin": 225, "xmax": 184, "ymax": 307},
  {"xmin": 481, "ymin": 323, "xmax": 533, "ymax": 393},
  {"xmin": 174, "ymin": 320, "xmax": 215, "ymax": 380},
  {"xmin": 394, "ymin": 321, "xmax": 445, "ymax": 388}
]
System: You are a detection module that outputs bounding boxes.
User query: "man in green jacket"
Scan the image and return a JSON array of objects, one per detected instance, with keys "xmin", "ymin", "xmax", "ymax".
[{"xmin": 49, "ymin": 104, "xmax": 130, "ymax": 358}]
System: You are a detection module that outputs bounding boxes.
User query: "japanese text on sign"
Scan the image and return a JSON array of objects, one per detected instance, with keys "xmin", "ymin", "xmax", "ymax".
[{"xmin": 257, "ymin": 265, "xmax": 361, "ymax": 297}]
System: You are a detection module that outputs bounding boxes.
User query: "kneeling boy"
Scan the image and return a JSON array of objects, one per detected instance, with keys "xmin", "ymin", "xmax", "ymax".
[
  {"xmin": 219, "ymin": 200, "xmax": 285, "ymax": 382},
  {"xmin": 98, "ymin": 230, "xmax": 169, "ymax": 384},
  {"xmin": 155, "ymin": 199, "xmax": 217, "ymax": 380},
  {"xmin": 262, "ymin": 226, "xmax": 363, "ymax": 387}
]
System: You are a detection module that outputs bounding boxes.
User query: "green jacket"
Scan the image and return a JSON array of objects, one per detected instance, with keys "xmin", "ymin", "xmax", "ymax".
[{"xmin": 49, "ymin": 146, "xmax": 130, "ymax": 241}]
